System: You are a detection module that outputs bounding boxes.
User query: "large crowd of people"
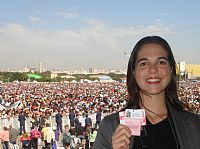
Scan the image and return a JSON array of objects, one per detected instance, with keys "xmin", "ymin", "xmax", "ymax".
[
  {"xmin": 178, "ymin": 81, "xmax": 200, "ymax": 113},
  {"xmin": 0, "ymin": 80, "xmax": 199, "ymax": 148}
]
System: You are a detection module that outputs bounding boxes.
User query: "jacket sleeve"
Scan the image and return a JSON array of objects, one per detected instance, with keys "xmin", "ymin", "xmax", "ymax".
[
  {"xmin": 93, "ymin": 113, "xmax": 119, "ymax": 149},
  {"xmin": 169, "ymin": 106, "xmax": 200, "ymax": 149}
]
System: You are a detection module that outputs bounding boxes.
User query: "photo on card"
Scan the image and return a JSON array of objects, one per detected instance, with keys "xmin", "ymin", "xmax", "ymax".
[{"xmin": 125, "ymin": 109, "xmax": 133, "ymax": 117}]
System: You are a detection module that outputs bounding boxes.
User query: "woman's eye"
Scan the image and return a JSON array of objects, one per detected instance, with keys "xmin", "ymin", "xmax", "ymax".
[
  {"xmin": 158, "ymin": 60, "xmax": 167, "ymax": 65},
  {"xmin": 139, "ymin": 62, "xmax": 148, "ymax": 66}
]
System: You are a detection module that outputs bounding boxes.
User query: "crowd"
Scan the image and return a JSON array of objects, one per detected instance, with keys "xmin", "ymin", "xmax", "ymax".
[
  {"xmin": 0, "ymin": 80, "xmax": 199, "ymax": 148},
  {"xmin": 178, "ymin": 80, "xmax": 200, "ymax": 113}
]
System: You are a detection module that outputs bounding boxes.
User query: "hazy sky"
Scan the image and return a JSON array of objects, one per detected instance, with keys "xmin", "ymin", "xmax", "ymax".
[{"xmin": 0, "ymin": 0, "xmax": 200, "ymax": 71}]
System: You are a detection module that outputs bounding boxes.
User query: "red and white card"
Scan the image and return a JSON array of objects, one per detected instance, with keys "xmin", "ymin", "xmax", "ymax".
[{"xmin": 119, "ymin": 109, "xmax": 146, "ymax": 136}]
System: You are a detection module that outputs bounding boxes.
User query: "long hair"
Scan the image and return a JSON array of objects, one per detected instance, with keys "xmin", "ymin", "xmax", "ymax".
[{"xmin": 125, "ymin": 36, "xmax": 182, "ymax": 110}]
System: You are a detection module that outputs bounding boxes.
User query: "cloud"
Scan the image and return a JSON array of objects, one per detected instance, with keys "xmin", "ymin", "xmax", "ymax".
[
  {"xmin": 0, "ymin": 21, "xmax": 173, "ymax": 70},
  {"xmin": 160, "ymin": 13, "xmax": 169, "ymax": 16},
  {"xmin": 57, "ymin": 11, "xmax": 79, "ymax": 18},
  {"xmin": 0, "ymin": 21, "xmax": 172, "ymax": 54},
  {"xmin": 1, "ymin": 20, "xmax": 172, "ymax": 45},
  {"xmin": 155, "ymin": 19, "xmax": 162, "ymax": 23},
  {"xmin": 82, "ymin": 18, "xmax": 108, "ymax": 27},
  {"xmin": 29, "ymin": 16, "xmax": 41, "ymax": 22}
]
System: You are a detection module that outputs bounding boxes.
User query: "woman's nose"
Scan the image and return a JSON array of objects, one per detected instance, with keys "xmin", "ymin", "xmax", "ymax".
[{"xmin": 148, "ymin": 63, "xmax": 158, "ymax": 74}]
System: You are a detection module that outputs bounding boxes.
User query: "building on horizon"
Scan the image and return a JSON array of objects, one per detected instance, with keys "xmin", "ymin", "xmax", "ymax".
[{"xmin": 177, "ymin": 62, "xmax": 200, "ymax": 79}]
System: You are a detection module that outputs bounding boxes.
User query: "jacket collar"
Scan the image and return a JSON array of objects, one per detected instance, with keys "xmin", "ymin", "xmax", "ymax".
[{"xmin": 128, "ymin": 100, "xmax": 187, "ymax": 149}]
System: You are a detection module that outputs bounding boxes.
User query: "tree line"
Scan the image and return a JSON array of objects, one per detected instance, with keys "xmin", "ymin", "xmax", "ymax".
[{"xmin": 0, "ymin": 72, "xmax": 126, "ymax": 83}]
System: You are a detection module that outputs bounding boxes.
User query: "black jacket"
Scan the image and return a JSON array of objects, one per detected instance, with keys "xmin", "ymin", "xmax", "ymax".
[{"xmin": 94, "ymin": 103, "xmax": 200, "ymax": 149}]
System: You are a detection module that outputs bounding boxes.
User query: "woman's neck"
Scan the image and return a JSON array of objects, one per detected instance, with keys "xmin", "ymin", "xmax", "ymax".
[{"xmin": 140, "ymin": 92, "xmax": 168, "ymax": 124}]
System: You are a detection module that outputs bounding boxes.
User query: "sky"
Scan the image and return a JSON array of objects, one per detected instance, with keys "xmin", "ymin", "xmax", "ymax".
[{"xmin": 0, "ymin": 0, "xmax": 200, "ymax": 71}]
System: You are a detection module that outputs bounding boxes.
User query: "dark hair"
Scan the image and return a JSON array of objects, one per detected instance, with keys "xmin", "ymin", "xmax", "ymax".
[
  {"xmin": 65, "ymin": 124, "xmax": 70, "ymax": 129},
  {"xmin": 3, "ymin": 126, "xmax": 8, "ymax": 130},
  {"xmin": 125, "ymin": 36, "xmax": 182, "ymax": 110}
]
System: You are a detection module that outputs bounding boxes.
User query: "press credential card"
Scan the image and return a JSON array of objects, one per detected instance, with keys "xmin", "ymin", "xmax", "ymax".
[
  {"xmin": 119, "ymin": 111, "xmax": 125, "ymax": 125},
  {"xmin": 125, "ymin": 117, "xmax": 141, "ymax": 136},
  {"xmin": 119, "ymin": 109, "xmax": 146, "ymax": 136},
  {"xmin": 131, "ymin": 109, "xmax": 146, "ymax": 126},
  {"xmin": 125, "ymin": 109, "xmax": 146, "ymax": 126}
]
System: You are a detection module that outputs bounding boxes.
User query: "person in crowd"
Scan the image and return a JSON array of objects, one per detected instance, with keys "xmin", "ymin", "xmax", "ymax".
[
  {"xmin": 85, "ymin": 124, "xmax": 91, "ymax": 149},
  {"xmin": 85, "ymin": 113, "xmax": 92, "ymax": 128},
  {"xmin": 62, "ymin": 124, "xmax": 71, "ymax": 149},
  {"xmin": 51, "ymin": 126, "xmax": 60, "ymax": 149},
  {"xmin": 69, "ymin": 108, "xmax": 76, "ymax": 127},
  {"xmin": 76, "ymin": 122, "xmax": 85, "ymax": 141},
  {"xmin": 30, "ymin": 126, "xmax": 41, "ymax": 149},
  {"xmin": 89, "ymin": 128, "xmax": 97, "ymax": 149},
  {"xmin": 8, "ymin": 124, "xmax": 19, "ymax": 147},
  {"xmin": 39, "ymin": 112, "xmax": 46, "ymax": 131},
  {"xmin": 20, "ymin": 133, "xmax": 31, "ymax": 149},
  {"xmin": 74, "ymin": 114, "xmax": 81, "ymax": 130},
  {"xmin": 30, "ymin": 114, "xmax": 36, "ymax": 128},
  {"xmin": 31, "ymin": 100, "xmax": 38, "ymax": 111},
  {"xmin": 41, "ymin": 123, "xmax": 53, "ymax": 149},
  {"xmin": 95, "ymin": 107, "xmax": 102, "ymax": 129},
  {"xmin": 46, "ymin": 124, "xmax": 55, "ymax": 149},
  {"xmin": 0, "ymin": 126, "xmax": 10, "ymax": 149},
  {"xmin": 81, "ymin": 139, "xmax": 87, "ymax": 149},
  {"xmin": 30, "ymin": 114, "xmax": 40, "ymax": 128},
  {"xmin": 55, "ymin": 110, "xmax": 63, "ymax": 133},
  {"xmin": 93, "ymin": 36, "xmax": 200, "ymax": 149},
  {"xmin": 52, "ymin": 126, "xmax": 60, "ymax": 142},
  {"xmin": 18, "ymin": 111, "xmax": 26, "ymax": 135},
  {"xmin": 69, "ymin": 124, "xmax": 76, "ymax": 148},
  {"xmin": 74, "ymin": 133, "xmax": 81, "ymax": 148}
]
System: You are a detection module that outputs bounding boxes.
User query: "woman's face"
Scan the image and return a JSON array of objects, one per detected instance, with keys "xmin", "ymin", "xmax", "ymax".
[{"xmin": 134, "ymin": 43, "xmax": 171, "ymax": 96}]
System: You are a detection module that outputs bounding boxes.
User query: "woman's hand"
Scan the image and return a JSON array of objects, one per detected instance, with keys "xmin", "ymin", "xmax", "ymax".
[{"xmin": 112, "ymin": 124, "xmax": 132, "ymax": 149}]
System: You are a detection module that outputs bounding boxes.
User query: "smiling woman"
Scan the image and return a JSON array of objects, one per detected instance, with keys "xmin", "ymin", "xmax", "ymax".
[
  {"xmin": 93, "ymin": 36, "xmax": 200, "ymax": 149},
  {"xmin": 134, "ymin": 43, "xmax": 171, "ymax": 98}
]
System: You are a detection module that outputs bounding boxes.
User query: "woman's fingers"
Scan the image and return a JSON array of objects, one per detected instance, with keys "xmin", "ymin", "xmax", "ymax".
[
  {"xmin": 113, "ymin": 139, "xmax": 130, "ymax": 149},
  {"xmin": 112, "ymin": 124, "xmax": 132, "ymax": 149},
  {"xmin": 113, "ymin": 124, "xmax": 131, "ymax": 138}
]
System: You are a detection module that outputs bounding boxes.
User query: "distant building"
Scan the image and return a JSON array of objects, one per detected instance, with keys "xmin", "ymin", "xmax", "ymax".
[
  {"xmin": 50, "ymin": 73, "xmax": 58, "ymax": 79},
  {"xmin": 50, "ymin": 72, "xmax": 76, "ymax": 79},
  {"xmin": 24, "ymin": 66, "xmax": 37, "ymax": 73},
  {"xmin": 89, "ymin": 68, "xmax": 93, "ymax": 73},
  {"xmin": 177, "ymin": 62, "xmax": 200, "ymax": 78},
  {"xmin": 39, "ymin": 62, "xmax": 45, "ymax": 73},
  {"xmin": 185, "ymin": 64, "xmax": 200, "ymax": 78}
]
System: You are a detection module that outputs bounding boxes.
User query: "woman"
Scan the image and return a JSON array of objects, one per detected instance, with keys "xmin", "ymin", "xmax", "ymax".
[
  {"xmin": 0, "ymin": 126, "xmax": 9, "ymax": 149},
  {"xmin": 20, "ymin": 133, "xmax": 31, "ymax": 149},
  {"xmin": 62, "ymin": 125, "xmax": 71, "ymax": 149},
  {"xmin": 93, "ymin": 36, "xmax": 200, "ymax": 149},
  {"xmin": 30, "ymin": 126, "xmax": 41, "ymax": 149}
]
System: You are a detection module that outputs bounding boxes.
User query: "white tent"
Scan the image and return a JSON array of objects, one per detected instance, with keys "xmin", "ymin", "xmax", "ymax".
[
  {"xmin": 83, "ymin": 79, "xmax": 92, "ymax": 83},
  {"xmin": 98, "ymin": 75, "xmax": 114, "ymax": 82},
  {"xmin": 71, "ymin": 80, "xmax": 77, "ymax": 83}
]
